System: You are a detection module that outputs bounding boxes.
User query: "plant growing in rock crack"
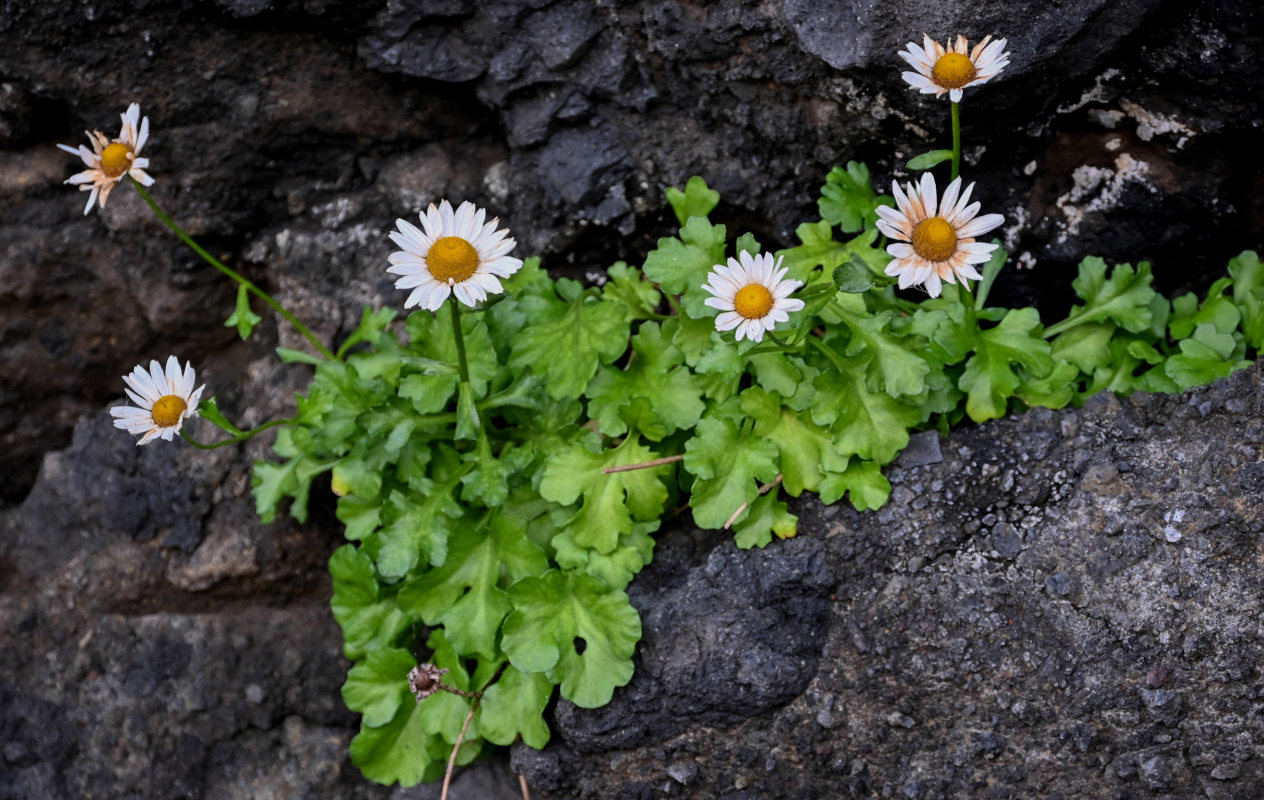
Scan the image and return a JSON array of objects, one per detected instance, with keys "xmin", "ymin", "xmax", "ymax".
[{"xmin": 61, "ymin": 34, "xmax": 1262, "ymax": 788}]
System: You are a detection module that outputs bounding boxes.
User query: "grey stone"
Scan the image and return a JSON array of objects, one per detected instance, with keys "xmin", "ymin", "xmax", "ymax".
[{"xmin": 895, "ymin": 430, "xmax": 943, "ymax": 468}]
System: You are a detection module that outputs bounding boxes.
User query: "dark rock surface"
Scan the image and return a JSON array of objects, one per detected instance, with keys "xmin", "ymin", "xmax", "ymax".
[
  {"xmin": 513, "ymin": 363, "xmax": 1264, "ymax": 799},
  {"xmin": 2, "ymin": 0, "xmax": 1263, "ymax": 501},
  {"xmin": 3, "ymin": 1, "xmax": 1264, "ymax": 797}
]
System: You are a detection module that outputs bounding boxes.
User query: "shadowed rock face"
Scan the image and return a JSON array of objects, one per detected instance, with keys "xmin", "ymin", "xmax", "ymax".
[
  {"xmin": 513, "ymin": 364, "xmax": 1264, "ymax": 799},
  {"xmin": 1, "ymin": 2, "xmax": 1263, "ymax": 797},
  {"xmin": 1, "ymin": 0, "xmax": 1262, "ymax": 503}
]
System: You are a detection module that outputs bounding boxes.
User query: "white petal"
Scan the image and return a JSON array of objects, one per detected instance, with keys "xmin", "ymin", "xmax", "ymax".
[
  {"xmin": 714, "ymin": 311, "xmax": 742, "ymax": 331},
  {"xmin": 958, "ymin": 213, "xmax": 1005, "ymax": 238}
]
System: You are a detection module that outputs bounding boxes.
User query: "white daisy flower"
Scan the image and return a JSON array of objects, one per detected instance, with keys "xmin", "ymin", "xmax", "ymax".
[
  {"xmin": 899, "ymin": 34, "xmax": 1010, "ymax": 102},
  {"xmin": 57, "ymin": 103, "xmax": 155, "ymax": 215},
  {"xmin": 386, "ymin": 200, "xmax": 523, "ymax": 311},
  {"xmin": 875, "ymin": 173, "xmax": 1004, "ymax": 298},
  {"xmin": 701, "ymin": 251, "xmax": 805, "ymax": 343},
  {"xmin": 109, "ymin": 356, "xmax": 205, "ymax": 445}
]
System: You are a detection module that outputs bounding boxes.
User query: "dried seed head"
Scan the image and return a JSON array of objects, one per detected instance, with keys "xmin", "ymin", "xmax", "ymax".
[{"xmin": 408, "ymin": 663, "xmax": 449, "ymax": 701}]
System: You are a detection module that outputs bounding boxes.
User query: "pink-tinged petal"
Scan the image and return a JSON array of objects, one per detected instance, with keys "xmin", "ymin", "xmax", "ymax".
[
  {"xmin": 939, "ymin": 177, "xmax": 963, "ymax": 218},
  {"xmin": 888, "ymin": 242, "xmax": 915, "ymax": 258},
  {"xmin": 954, "ymin": 35, "xmax": 968, "ymax": 54},
  {"xmin": 452, "ymin": 281, "xmax": 475, "ymax": 307},
  {"xmin": 958, "ymin": 213, "xmax": 1005, "ymax": 238},
  {"xmin": 956, "ymin": 263, "xmax": 984, "ymax": 281},
  {"xmin": 705, "ymin": 296, "xmax": 735, "ymax": 312},
  {"xmin": 897, "ymin": 267, "xmax": 917, "ymax": 289},
  {"xmin": 949, "ymin": 88, "xmax": 964, "ymax": 102},
  {"xmin": 83, "ymin": 186, "xmax": 99, "ymax": 215},
  {"xmin": 779, "ymin": 298, "xmax": 805, "ymax": 313},
  {"xmin": 875, "ymin": 219, "xmax": 906, "ymax": 241},
  {"xmin": 65, "ymin": 171, "xmax": 96, "ymax": 185},
  {"xmin": 136, "ymin": 116, "xmax": 149, "ymax": 152}
]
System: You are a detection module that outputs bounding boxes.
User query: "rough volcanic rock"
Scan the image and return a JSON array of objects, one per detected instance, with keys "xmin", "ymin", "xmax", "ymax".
[
  {"xmin": 511, "ymin": 362, "xmax": 1264, "ymax": 799},
  {"xmin": 2, "ymin": 0, "xmax": 1263, "ymax": 502}
]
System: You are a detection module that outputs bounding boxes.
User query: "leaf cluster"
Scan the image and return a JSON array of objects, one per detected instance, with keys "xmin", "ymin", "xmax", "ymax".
[{"xmin": 253, "ymin": 169, "xmax": 1261, "ymax": 786}]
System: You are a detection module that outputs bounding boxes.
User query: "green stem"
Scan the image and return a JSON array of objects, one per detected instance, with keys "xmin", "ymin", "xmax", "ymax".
[
  {"xmin": 181, "ymin": 417, "xmax": 294, "ymax": 450},
  {"xmin": 448, "ymin": 294, "xmax": 470, "ymax": 384},
  {"xmin": 806, "ymin": 335, "xmax": 848, "ymax": 372},
  {"xmin": 950, "ymin": 101, "xmax": 961, "ymax": 181},
  {"xmin": 1042, "ymin": 316, "xmax": 1082, "ymax": 339},
  {"xmin": 130, "ymin": 179, "xmax": 336, "ymax": 362}
]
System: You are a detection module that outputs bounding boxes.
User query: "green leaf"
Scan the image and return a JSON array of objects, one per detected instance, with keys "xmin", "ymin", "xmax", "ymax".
[
  {"xmin": 552, "ymin": 520, "xmax": 658, "ymax": 591},
  {"xmin": 1050, "ymin": 257, "xmax": 1157, "ymax": 335},
  {"xmin": 1050, "ymin": 322, "xmax": 1116, "ymax": 373},
  {"xmin": 905, "ymin": 149, "xmax": 954, "ymax": 171},
  {"xmin": 397, "ymin": 512, "xmax": 547, "ymax": 659},
  {"xmin": 459, "ymin": 431, "xmax": 510, "ymax": 507},
  {"xmin": 1227, "ymin": 250, "xmax": 1264, "ymax": 349},
  {"xmin": 833, "ymin": 254, "xmax": 879, "ymax": 293},
  {"xmin": 835, "ymin": 308, "xmax": 930, "ymax": 397},
  {"xmin": 539, "ymin": 435, "xmax": 670, "ymax": 554},
  {"xmin": 509, "ymin": 291, "xmax": 629, "ymax": 399},
  {"xmin": 1169, "ymin": 278, "xmax": 1241, "ymax": 339},
  {"xmin": 348, "ymin": 700, "xmax": 447, "ymax": 787},
  {"xmin": 1165, "ymin": 323, "xmax": 1251, "ymax": 390},
  {"xmin": 197, "ymin": 397, "xmax": 243, "ymax": 436},
  {"xmin": 972, "ymin": 240, "xmax": 1007, "ymax": 310},
  {"xmin": 477, "ymin": 665, "xmax": 555, "ymax": 749},
  {"xmin": 586, "ymin": 321, "xmax": 705, "ymax": 440},
  {"xmin": 224, "ymin": 284, "xmax": 262, "ymax": 340},
  {"xmin": 959, "ymin": 308, "xmax": 1054, "ymax": 422},
  {"xmin": 251, "ymin": 429, "xmax": 335, "ymax": 523},
  {"xmin": 338, "ymin": 306, "xmax": 398, "ymax": 358},
  {"xmin": 642, "ymin": 216, "xmax": 728, "ymax": 318},
  {"xmin": 329, "ymin": 545, "xmax": 410, "ymax": 660},
  {"xmin": 817, "ymin": 458, "xmax": 891, "ymax": 510},
  {"xmin": 808, "ymin": 353, "xmax": 920, "ymax": 463},
  {"xmin": 375, "ymin": 478, "xmax": 462, "ymax": 579},
  {"xmin": 1015, "ymin": 360, "xmax": 1080, "ymax": 410},
  {"xmin": 502, "ymin": 570, "xmax": 641, "ymax": 708},
  {"xmin": 342, "ymin": 647, "xmax": 417, "ymax": 728},
  {"xmin": 683, "ymin": 416, "xmax": 780, "ymax": 529},
  {"xmin": 735, "ymin": 232, "xmax": 761, "ymax": 256},
  {"xmin": 731, "ymin": 490, "xmax": 797, "ymax": 549},
  {"xmin": 400, "ymin": 305, "xmax": 498, "ymax": 414},
  {"xmin": 602, "ymin": 262, "xmax": 662, "ymax": 321},
  {"xmin": 818, "ymin": 161, "xmax": 891, "ymax": 233},
  {"xmin": 741, "ymin": 386, "xmax": 848, "ymax": 496},
  {"xmin": 665, "ymin": 175, "xmax": 720, "ymax": 226},
  {"xmin": 276, "ymin": 347, "xmax": 323, "ymax": 365}
]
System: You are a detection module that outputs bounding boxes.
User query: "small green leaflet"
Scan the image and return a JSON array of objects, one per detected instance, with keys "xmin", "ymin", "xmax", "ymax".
[
  {"xmin": 509, "ymin": 290, "xmax": 629, "ymax": 399},
  {"xmin": 477, "ymin": 665, "xmax": 554, "ymax": 749},
  {"xmin": 665, "ymin": 175, "xmax": 720, "ymax": 225},
  {"xmin": 585, "ymin": 320, "xmax": 705, "ymax": 440},
  {"xmin": 732, "ymin": 490, "xmax": 797, "ymax": 549},
  {"xmin": 224, "ymin": 284, "xmax": 262, "ymax": 340},
  {"xmin": 959, "ymin": 308, "xmax": 1054, "ymax": 422},
  {"xmin": 538, "ymin": 435, "xmax": 670, "ymax": 554},
  {"xmin": 905, "ymin": 149, "xmax": 954, "ymax": 171},
  {"xmin": 683, "ymin": 416, "xmax": 780, "ymax": 529},
  {"xmin": 818, "ymin": 161, "xmax": 891, "ymax": 233},
  {"xmin": 808, "ymin": 353, "xmax": 920, "ymax": 464},
  {"xmin": 1046, "ymin": 257, "xmax": 1157, "ymax": 335},
  {"xmin": 329, "ymin": 545, "xmax": 409, "ymax": 661},
  {"xmin": 397, "ymin": 512, "xmax": 547, "ymax": 660},
  {"xmin": 341, "ymin": 647, "xmax": 416, "ymax": 728},
  {"xmin": 642, "ymin": 216, "xmax": 727, "ymax": 318},
  {"xmin": 502, "ymin": 570, "xmax": 642, "ymax": 708}
]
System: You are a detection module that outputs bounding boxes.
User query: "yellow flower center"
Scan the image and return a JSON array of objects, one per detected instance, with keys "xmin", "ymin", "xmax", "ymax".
[
  {"xmin": 427, "ymin": 236, "xmax": 480, "ymax": 284},
  {"xmin": 734, "ymin": 284, "xmax": 773, "ymax": 319},
  {"xmin": 151, "ymin": 395, "xmax": 188, "ymax": 428},
  {"xmin": 100, "ymin": 142, "xmax": 132, "ymax": 178},
  {"xmin": 911, "ymin": 217, "xmax": 958, "ymax": 262},
  {"xmin": 931, "ymin": 53, "xmax": 977, "ymax": 89}
]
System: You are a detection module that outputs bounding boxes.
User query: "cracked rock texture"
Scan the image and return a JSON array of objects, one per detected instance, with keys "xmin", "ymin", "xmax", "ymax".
[
  {"xmin": 514, "ymin": 363, "xmax": 1264, "ymax": 799},
  {"xmin": 2, "ymin": 1, "xmax": 1264, "ymax": 797},
  {"xmin": 2, "ymin": 0, "xmax": 1263, "ymax": 501}
]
